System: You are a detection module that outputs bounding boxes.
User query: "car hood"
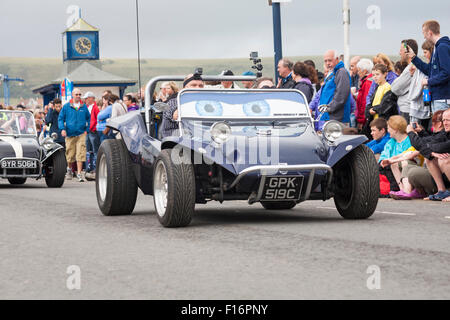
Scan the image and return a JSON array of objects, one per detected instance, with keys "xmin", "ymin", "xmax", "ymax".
[
  {"xmin": 172, "ymin": 123, "xmax": 327, "ymax": 175},
  {"xmin": 0, "ymin": 136, "xmax": 41, "ymax": 159}
]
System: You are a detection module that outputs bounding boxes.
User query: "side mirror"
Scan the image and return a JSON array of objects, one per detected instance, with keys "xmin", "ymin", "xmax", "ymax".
[{"xmin": 153, "ymin": 102, "xmax": 170, "ymax": 113}]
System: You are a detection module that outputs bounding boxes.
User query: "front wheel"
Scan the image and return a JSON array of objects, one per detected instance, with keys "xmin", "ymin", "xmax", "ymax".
[
  {"xmin": 153, "ymin": 149, "xmax": 195, "ymax": 227},
  {"xmin": 261, "ymin": 201, "xmax": 296, "ymax": 210},
  {"xmin": 96, "ymin": 139, "xmax": 138, "ymax": 216},
  {"xmin": 45, "ymin": 149, "xmax": 67, "ymax": 188},
  {"xmin": 8, "ymin": 178, "xmax": 27, "ymax": 185},
  {"xmin": 333, "ymin": 144, "xmax": 379, "ymax": 219}
]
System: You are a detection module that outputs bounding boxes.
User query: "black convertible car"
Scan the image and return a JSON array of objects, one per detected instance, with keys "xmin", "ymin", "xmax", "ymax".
[{"xmin": 0, "ymin": 110, "xmax": 66, "ymax": 187}]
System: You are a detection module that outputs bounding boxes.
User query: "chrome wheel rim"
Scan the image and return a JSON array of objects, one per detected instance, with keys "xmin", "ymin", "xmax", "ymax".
[
  {"xmin": 98, "ymin": 154, "xmax": 107, "ymax": 201},
  {"xmin": 154, "ymin": 160, "xmax": 168, "ymax": 217}
]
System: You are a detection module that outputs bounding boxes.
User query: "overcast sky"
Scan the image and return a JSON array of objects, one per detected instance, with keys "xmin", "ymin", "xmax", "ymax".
[{"xmin": 0, "ymin": 0, "xmax": 449, "ymax": 59}]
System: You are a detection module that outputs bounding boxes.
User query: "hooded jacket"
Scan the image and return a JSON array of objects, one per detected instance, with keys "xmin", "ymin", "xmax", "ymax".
[{"xmin": 412, "ymin": 36, "xmax": 450, "ymax": 101}]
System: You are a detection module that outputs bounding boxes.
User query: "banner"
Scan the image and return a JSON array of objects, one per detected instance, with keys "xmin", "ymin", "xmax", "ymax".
[{"xmin": 60, "ymin": 78, "xmax": 73, "ymax": 105}]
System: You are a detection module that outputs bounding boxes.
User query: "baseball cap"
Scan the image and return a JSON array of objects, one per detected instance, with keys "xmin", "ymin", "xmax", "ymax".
[
  {"xmin": 82, "ymin": 91, "xmax": 95, "ymax": 99},
  {"xmin": 242, "ymin": 71, "xmax": 255, "ymax": 76},
  {"xmin": 220, "ymin": 70, "xmax": 234, "ymax": 76}
]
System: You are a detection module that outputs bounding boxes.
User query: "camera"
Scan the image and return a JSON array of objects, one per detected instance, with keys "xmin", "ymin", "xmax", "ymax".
[
  {"xmin": 249, "ymin": 51, "xmax": 263, "ymax": 78},
  {"xmin": 194, "ymin": 67, "xmax": 203, "ymax": 76}
]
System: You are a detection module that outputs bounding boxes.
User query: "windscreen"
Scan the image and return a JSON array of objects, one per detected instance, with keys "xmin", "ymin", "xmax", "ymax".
[
  {"xmin": 179, "ymin": 90, "xmax": 309, "ymax": 120},
  {"xmin": 0, "ymin": 111, "xmax": 36, "ymax": 136}
]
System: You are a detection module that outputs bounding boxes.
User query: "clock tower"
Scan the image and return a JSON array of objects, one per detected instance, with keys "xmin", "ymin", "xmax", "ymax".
[{"xmin": 63, "ymin": 18, "xmax": 99, "ymax": 61}]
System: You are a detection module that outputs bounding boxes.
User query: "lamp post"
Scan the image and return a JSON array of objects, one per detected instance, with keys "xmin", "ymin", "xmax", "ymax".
[
  {"xmin": 269, "ymin": 0, "xmax": 283, "ymax": 83},
  {"xmin": 0, "ymin": 74, "xmax": 25, "ymax": 106},
  {"xmin": 343, "ymin": 0, "xmax": 350, "ymax": 69}
]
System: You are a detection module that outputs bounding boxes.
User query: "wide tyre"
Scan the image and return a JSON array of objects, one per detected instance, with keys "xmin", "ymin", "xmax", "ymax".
[
  {"xmin": 153, "ymin": 148, "xmax": 195, "ymax": 227},
  {"xmin": 8, "ymin": 178, "xmax": 27, "ymax": 185},
  {"xmin": 261, "ymin": 201, "xmax": 296, "ymax": 210},
  {"xmin": 96, "ymin": 139, "xmax": 138, "ymax": 216},
  {"xmin": 333, "ymin": 144, "xmax": 379, "ymax": 219},
  {"xmin": 45, "ymin": 149, "xmax": 67, "ymax": 188}
]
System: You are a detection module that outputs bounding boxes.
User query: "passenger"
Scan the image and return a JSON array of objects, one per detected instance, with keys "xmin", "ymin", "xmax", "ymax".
[
  {"xmin": 241, "ymin": 71, "xmax": 256, "ymax": 89},
  {"xmin": 255, "ymin": 77, "xmax": 275, "ymax": 89},
  {"xmin": 161, "ymin": 73, "xmax": 204, "ymax": 138},
  {"xmin": 219, "ymin": 70, "xmax": 240, "ymax": 89}
]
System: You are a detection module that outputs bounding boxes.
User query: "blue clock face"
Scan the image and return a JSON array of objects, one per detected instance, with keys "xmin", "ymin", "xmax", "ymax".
[{"xmin": 66, "ymin": 32, "xmax": 99, "ymax": 60}]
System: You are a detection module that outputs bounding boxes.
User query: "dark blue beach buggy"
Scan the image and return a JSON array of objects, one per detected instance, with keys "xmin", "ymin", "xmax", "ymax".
[{"xmin": 95, "ymin": 75, "xmax": 379, "ymax": 227}]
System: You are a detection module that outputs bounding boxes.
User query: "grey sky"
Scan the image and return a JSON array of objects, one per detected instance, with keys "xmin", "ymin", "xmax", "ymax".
[{"xmin": 0, "ymin": 0, "xmax": 449, "ymax": 59}]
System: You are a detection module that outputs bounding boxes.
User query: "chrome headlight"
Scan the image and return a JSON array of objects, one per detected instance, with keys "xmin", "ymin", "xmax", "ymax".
[
  {"xmin": 323, "ymin": 121, "xmax": 343, "ymax": 142},
  {"xmin": 210, "ymin": 122, "xmax": 231, "ymax": 144},
  {"xmin": 42, "ymin": 137, "xmax": 56, "ymax": 150}
]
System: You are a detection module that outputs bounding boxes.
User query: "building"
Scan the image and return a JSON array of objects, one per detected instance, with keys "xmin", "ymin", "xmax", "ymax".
[{"xmin": 33, "ymin": 17, "xmax": 136, "ymax": 105}]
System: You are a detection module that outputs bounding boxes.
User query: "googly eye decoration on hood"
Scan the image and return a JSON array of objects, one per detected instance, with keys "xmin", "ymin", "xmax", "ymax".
[
  {"xmin": 243, "ymin": 100, "xmax": 270, "ymax": 117},
  {"xmin": 195, "ymin": 101, "xmax": 223, "ymax": 117}
]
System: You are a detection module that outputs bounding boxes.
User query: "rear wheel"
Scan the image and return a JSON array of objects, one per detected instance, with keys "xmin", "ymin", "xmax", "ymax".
[
  {"xmin": 261, "ymin": 201, "xmax": 296, "ymax": 210},
  {"xmin": 96, "ymin": 139, "xmax": 138, "ymax": 216},
  {"xmin": 45, "ymin": 149, "xmax": 67, "ymax": 188},
  {"xmin": 8, "ymin": 178, "xmax": 27, "ymax": 185},
  {"xmin": 153, "ymin": 148, "xmax": 195, "ymax": 227},
  {"xmin": 333, "ymin": 144, "xmax": 379, "ymax": 219}
]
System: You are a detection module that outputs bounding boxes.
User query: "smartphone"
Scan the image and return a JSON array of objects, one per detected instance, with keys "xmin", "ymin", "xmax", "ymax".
[{"xmin": 412, "ymin": 122, "xmax": 417, "ymax": 129}]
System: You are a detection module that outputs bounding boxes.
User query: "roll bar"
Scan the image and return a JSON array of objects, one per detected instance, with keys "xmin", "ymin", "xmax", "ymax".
[{"xmin": 144, "ymin": 75, "xmax": 257, "ymax": 133}]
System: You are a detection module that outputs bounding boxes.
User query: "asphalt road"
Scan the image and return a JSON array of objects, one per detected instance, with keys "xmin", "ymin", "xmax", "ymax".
[{"xmin": 1, "ymin": 178, "xmax": 449, "ymax": 299}]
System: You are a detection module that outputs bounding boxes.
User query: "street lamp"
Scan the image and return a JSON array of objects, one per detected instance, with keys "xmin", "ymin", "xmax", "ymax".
[{"xmin": 268, "ymin": 0, "xmax": 291, "ymax": 83}]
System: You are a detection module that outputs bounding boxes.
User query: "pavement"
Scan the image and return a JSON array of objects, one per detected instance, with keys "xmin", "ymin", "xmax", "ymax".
[{"xmin": 0, "ymin": 178, "xmax": 449, "ymax": 299}]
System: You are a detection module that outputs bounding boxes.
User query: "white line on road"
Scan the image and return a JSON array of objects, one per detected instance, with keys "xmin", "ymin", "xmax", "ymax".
[
  {"xmin": 445, "ymin": 216, "xmax": 450, "ymax": 219},
  {"xmin": 377, "ymin": 211, "xmax": 416, "ymax": 216}
]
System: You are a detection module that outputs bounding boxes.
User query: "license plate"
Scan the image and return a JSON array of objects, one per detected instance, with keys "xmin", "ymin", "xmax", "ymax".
[
  {"xmin": 261, "ymin": 176, "xmax": 303, "ymax": 201},
  {"xmin": 1, "ymin": 159, "xmax": 38, "ymax": 169}
]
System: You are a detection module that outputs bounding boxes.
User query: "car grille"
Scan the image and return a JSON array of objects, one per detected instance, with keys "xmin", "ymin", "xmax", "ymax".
[{"xmin": 1, "ymin": 167, "xmax": 41, "ymax": 178}]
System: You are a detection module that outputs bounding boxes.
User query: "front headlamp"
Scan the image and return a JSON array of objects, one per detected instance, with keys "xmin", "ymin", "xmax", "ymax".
[
  {"xmin": 210, "ymin": 122, "xmax": 231, "ymax": 144},
  {"xmin": 323, "ymin": 120, "xmax": 343, "ymax": 142}
]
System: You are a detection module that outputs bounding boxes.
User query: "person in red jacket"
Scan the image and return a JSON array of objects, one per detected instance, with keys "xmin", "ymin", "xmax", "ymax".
[
  {"xmin": 83, "ymin": 92, "xmax": 100, "ymax": 180},
  {"xmin": 355, "ymin": 58, "xmax": 374, "ymax": 131}
]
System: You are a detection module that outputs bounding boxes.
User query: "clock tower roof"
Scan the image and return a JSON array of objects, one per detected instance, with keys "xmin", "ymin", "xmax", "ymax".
[{"xmin": 64, "ymin": 18, "xmax": 99, "ymax": 33}]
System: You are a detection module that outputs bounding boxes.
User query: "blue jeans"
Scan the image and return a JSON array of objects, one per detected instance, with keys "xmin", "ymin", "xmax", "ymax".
[
  {"xmin": 432, "ymin": 100, "xmax": 450, "ymax": 113},
  {"xmin": 86, "ymin": 131, "xmax": 100, "ymax": 172}
]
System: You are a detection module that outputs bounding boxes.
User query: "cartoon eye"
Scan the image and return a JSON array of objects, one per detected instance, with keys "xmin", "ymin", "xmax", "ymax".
[
  {"xmin": 195, "ymin": 101, "xmax": 223, "ymax": 116},
  {"xmin": 243, "ymin": 100, "xmax": 270, "ymax": 116}
]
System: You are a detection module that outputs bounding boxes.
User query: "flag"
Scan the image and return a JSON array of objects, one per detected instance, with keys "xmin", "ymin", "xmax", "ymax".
[{"xmin": 60, "ymin": 78, "xmax": 73, "ymax": 104}]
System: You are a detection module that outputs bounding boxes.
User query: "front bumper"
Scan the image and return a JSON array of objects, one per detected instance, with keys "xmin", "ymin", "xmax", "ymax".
[
  {"xmin": 0, "ymin": 157, "xmax": 42, "ymax": 178},
  {"xmin": 224, "ymin": 164, "xmax": 333, "ymax": 202}
]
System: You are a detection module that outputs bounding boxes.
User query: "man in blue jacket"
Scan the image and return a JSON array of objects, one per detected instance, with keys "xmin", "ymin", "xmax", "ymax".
[
  {"xmin": 317, "ymin": 50, "xmax": 352, "ymax": 129},
  {"xmin": 58, "ymin": 88, "xmax": 90, "ymax": 182},
  {"xmin": 407, "ymin": 20, "xmax": 450, "ymax": 113}
]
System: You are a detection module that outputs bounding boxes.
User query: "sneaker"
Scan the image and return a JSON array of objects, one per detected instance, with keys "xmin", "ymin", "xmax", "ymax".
[
  {"xmin": 85, "ymin": 171, "xmax": 96, "ymax": 181},
  {"xmin": 77, "ymin": 173, "xmax": 84, "ymax": 182},
  {"xmin": 66, "ymin": 168, "xmax": 73, "ymax": 180}
]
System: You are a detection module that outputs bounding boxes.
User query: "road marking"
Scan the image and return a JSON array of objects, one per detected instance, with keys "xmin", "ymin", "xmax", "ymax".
[
  {"xmin": 317, "ymin": 206, "xmax": 416, "ymax": 216},
  {"xmin": 377, "ymin": 211, "xmax": 416, "ymax": 216},
  {"xmin": 445, "ymin": 216, "xmax": 450, "ymax": 220}
]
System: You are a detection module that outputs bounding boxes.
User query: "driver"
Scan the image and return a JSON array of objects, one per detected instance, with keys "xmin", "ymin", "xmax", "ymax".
[{"xmin": 160, "ymin": 73, "xmax": 204, "ymax": 138}]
